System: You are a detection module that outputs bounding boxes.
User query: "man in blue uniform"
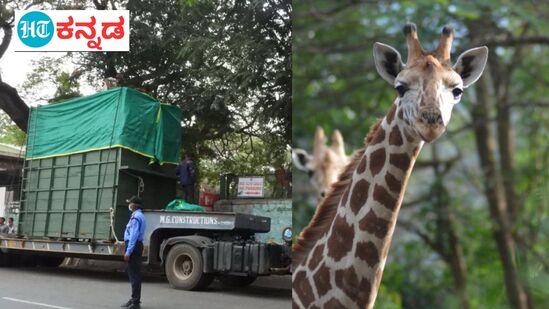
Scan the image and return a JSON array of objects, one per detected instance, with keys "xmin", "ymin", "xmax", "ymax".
[
  {"xmin": 121, "ymin": 196, "xmax": 146, "ymax": 309},
  {"xmin": 176, "ymin": 154, "xmax": 196, "ymax": 203}
]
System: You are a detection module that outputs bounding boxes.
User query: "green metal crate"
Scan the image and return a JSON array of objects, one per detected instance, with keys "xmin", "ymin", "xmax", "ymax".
[{"xmin": 19, "ymin": 148, "xmax": 177, "ymax": 241}]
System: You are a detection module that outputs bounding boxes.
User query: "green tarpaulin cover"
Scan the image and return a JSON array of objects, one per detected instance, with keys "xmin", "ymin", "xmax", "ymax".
[
  {"xmin": 26, "ymin": 87, "xmax": 181, "ymax": 164},
  {"xmin": 164, "ymin": 199, "xmax": 205, "ymax": 212}
]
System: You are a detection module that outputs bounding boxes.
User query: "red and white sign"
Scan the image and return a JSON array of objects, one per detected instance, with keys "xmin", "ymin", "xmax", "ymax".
[
  {"xmin": 14, "ymin": 10, "xmax": 129, "ymax": 52},
  {"xmin": 237, "ymin": 177, "xmax": 264, "ymax": 198}
]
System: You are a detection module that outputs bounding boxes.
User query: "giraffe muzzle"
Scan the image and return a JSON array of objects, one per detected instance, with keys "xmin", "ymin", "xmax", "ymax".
[
  {"xmin": 416, "ymin": 109, "xmax": 446, "ymax": 142},
  {"xmin": 420, "ymin": 110, "xmax": 443, "ymax": 126}
]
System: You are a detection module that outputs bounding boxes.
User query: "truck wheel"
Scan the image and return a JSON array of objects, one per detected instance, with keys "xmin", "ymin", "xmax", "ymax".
[
  {"xmin": 165, "ymin": 244, "xmax": 213, "ymax": 290},
  {"xmin": 219, "ymin": 274, "xmax": 257, "ymax": 288},
  {"xmin": 0, "ymin": 250, "xmax": 10, "ymax": 267},
  {"xmin": 14, "ymin": 254, "xmax": 38, "ymax": 267},
  {"xmin": 37, "ymin": 256, "xmax": 65, "ymax": 267}
]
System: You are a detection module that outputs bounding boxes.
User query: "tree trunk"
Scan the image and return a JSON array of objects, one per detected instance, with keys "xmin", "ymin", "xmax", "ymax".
[
  {"xmin": 0, "ymin": 82, "xmax": 29, "ymax": 132},
  {"xmin": 432, "ymin": 146, "xmax": 470, "ymax": 309},
  {"xmin": 447, "ymin": 225, "xmax": 469, "ymax": 309},
  {"xmin": 490, "ymin": 48, "xmax": 535, "ymax": 309},
  {"xmin": 438, "ymin": 195, "xmax": 470, "ymax": 309},
  {"xmin": 0, "ymin": 25, "xmax": 29, "ymax": 132},
  {"xmin": 0, "ymin": 26, "xmax": 12, "ymax": 59},
  {"xmin": 470, "ymin": 76, "xmax": 529, "ymax": 309},
  {"xmin": 488, "ymin": 49, "xmax": 521, "ymax": 224}
]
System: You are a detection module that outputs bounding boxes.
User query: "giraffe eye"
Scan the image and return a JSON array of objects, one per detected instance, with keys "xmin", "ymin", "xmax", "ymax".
[
  {"xmin": 395, "ymin": 85, "xmax": 408, "ymax": 97},
  {"xmin": 452, "ymin": 88, "xmax": 463, "ymax": 99}
]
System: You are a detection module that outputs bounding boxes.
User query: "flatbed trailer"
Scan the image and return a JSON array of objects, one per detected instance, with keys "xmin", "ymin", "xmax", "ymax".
[
  {"xmin": 0, "ymin": 88, "xmax": 291, "ymax": 290},
  {"xmin": 0, "ymin": 209, "xmax": 290, "ymax": 290}
]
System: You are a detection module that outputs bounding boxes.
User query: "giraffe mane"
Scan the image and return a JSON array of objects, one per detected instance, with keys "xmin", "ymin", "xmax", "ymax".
[{"xmin": 293, "ymin": 119, "xmax": 383, "ymax": 267}]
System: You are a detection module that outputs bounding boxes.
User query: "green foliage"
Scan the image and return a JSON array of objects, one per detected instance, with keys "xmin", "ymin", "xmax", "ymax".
[
  {"xmin": 0, "ymin": 113, "xmax": 26, "ymax": 145},
  {"xmin": 21, "ymin": 56, "xmax": 82, "ymax": 103},
  {"xmin": 75, "ymin": 0, "xmax": 291, "ymax": 185},
  {"xmin": 51, "ymin": 71, "xmax": 81, "ymax": 102},
  {"xmin": 198, "ymin": 133, "xmax": 291, "ymax": 187}
]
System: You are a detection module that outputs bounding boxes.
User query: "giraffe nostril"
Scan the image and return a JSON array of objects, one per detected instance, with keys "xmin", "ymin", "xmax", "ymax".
[
  {"xmin": 321, "ymin": 192, "xmax": 326, "ymax": 198},
  {"xmin": 421, "ymin": 111, "xmax": 441, "ymax": 125}
]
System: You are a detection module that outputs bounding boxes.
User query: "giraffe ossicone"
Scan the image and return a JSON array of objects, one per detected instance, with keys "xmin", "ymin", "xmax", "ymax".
[{"xmin": 293, "ymin": 23, "xmax": 488, "ymax": 309}]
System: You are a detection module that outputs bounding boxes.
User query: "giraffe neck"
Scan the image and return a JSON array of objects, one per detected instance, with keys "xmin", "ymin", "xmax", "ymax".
[{"xmin": 293, "ymin": 104, "xmax": 424, "ymax": 309}]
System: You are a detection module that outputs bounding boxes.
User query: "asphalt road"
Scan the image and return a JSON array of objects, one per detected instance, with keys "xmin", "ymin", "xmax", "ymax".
[{"xmin": 0, "ymin": 266, "xmax": 291, "ymax": 309}]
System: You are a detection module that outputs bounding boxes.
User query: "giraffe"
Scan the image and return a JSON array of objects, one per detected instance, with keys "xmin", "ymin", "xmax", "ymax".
[
  {"xmin": 292, "ymin": 23, "xmax": 488, "ymax": 309},
  {"xmin": 293, "ymin": 127, "xmax": 349, "ymax": 201}
]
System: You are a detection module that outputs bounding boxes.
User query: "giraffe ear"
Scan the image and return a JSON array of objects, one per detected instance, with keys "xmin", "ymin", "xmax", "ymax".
[
  {"xmin": 453, "ymin": 46, "xmax": 488, "ymax": 88},
  {"xmin": 292, "ymin": 148, "xmax": 312, "ymax": 172},
  {"xmin": 373, "ymin": 42, "xmax": 404, "ymax": 85}
]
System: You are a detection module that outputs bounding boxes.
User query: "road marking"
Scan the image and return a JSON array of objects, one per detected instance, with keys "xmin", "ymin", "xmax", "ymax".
[{"xmin": 2, "ymin": 297, "xmax": 73, "ymax": 309}]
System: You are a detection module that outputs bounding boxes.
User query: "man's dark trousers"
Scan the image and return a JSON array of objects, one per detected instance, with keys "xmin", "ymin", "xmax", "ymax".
[
  {"xmin": 182, "ymin": 184, "xmax": 194, "ymax": 203},
  {"xmin": 126, "ymin": 241, "xmax": 143, "ymax": 304}
]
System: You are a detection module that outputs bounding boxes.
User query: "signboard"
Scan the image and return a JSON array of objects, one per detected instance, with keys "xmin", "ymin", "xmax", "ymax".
[
  {"xmin": 237, "ymin": 177, "xmax": 265, "ymax": 198},
  {"xmin": 159, "ymin": 215, "xmax": 234, "ymax": 229},
  {"xmin": 14, "ymin": 10, "xmax": 129, "ymax": 52}
]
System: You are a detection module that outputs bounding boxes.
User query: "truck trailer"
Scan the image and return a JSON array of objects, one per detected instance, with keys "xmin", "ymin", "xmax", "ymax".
[{"xmin": 0, "ymin": 87, "xmax": 291, "ymax": 290}]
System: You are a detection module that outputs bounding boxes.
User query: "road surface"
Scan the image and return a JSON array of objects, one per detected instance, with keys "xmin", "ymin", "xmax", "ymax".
[{"xmin": 0, "ymin": 266, "xmax": 291, "ymax": 309}]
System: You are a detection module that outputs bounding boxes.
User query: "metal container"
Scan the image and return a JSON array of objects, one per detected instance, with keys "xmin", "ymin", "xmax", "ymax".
[{"xmin": 19, "ymin": 148, "xmax": 177, "ymax": 241}]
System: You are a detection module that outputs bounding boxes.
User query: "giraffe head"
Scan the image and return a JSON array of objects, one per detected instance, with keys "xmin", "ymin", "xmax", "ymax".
[
  {"xmin": 293, "ymin": 127, "xmax": 349, "ymax": 200},
  {"xmin": 373, "ymin": 23, "xmax": 488, "ymax": 142}
]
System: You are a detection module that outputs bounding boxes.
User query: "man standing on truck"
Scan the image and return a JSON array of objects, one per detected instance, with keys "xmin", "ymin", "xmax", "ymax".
[
  {"xmin": 176, "ymin": 154, "xmax": 197, "ymax": 203},
  {"xmin": 122, "ymin": 196, "xmax": 146, "ymax": 309}
]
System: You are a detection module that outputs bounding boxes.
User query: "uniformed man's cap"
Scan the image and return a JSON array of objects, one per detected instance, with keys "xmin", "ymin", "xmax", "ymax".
[{"xmin": 126, "ymin": 196, "xmax": 143, "ymax": 205}]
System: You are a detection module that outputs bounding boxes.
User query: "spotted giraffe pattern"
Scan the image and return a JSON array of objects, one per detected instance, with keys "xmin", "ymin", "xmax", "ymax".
[{"xmin": 292, "ymin": 103, "xmax": 424, "ymax": 309}]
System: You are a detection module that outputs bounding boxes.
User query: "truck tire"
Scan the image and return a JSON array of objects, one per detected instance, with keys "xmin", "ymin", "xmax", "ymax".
[
  {"xmin": 14, "ymin": 254, "xmax": 38, "ymax": 267},
  {"xmin": 0, "ymin": 250, "xmax": 10, "ymax": 267},
  {"xmin": 218, "ymin": 274, "xmax": 257, "ymax": 288},
  {"xmin": 36, "ymin": 256, "xmax": 65, "ymax": 267},
  {"xmin": 165, "ymin": 244, "xmax": 213, "ymax": 290}
]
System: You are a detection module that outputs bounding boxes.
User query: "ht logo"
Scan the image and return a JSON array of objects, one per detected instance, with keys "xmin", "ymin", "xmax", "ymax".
[{"xmin": 17, "ymin": 11, "xmax": 53, "ymax": 48}]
